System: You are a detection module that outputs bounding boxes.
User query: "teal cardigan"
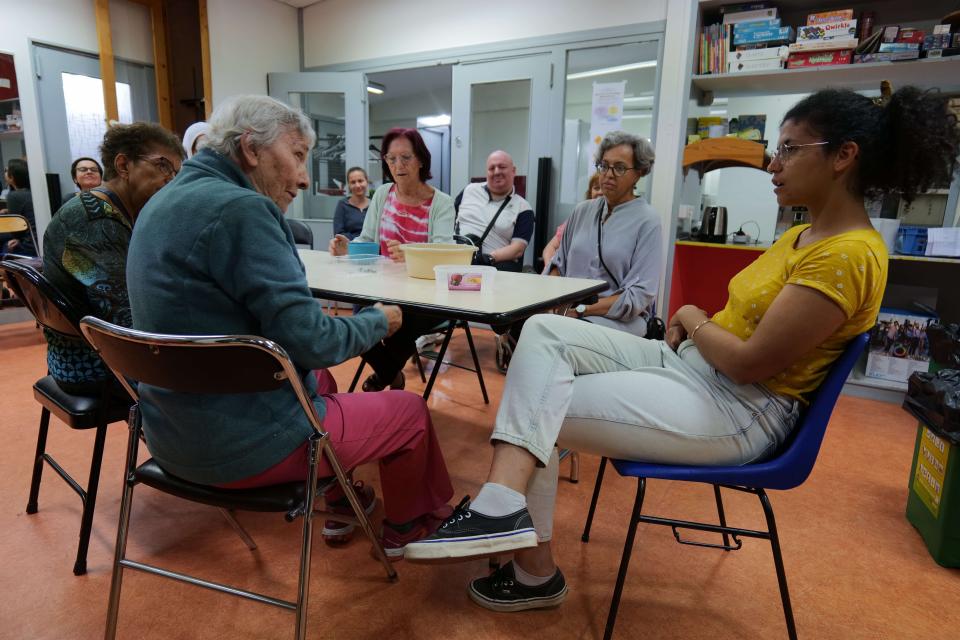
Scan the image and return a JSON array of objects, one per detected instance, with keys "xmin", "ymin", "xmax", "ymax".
[
  {"xmin": 126, "ymin": 149, "xmax": 388, "ymax": 484},
  {"xmin": 354, "ymin": 182, "xmax": 455, "ymax": 245}
]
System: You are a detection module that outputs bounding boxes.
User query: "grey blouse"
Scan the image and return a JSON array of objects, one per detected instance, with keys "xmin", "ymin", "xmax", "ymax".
[{"xmin": 549, "ymin": 196, "xmax": 662, "ymax": 335}]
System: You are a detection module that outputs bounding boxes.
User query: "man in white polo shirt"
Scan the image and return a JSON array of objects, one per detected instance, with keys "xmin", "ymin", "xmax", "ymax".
[{"xmin": 454, "ymin": 150, "xmax": 534, "ymax": 272}]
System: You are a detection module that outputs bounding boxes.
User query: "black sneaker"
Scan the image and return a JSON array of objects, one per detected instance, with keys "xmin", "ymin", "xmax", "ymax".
[
  {"xmin": 469, "ymin": 561, "xmax": 568, "ymax": 612},
  {"xmin": 403, "ymin": 496, "xmax": 538, "ymax": 561}
]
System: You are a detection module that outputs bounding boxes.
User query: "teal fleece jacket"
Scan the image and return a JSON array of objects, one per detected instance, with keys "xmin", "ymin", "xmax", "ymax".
[{"xmin": 126, "ymin": 149, "xmax": 388, "ymax": 484}]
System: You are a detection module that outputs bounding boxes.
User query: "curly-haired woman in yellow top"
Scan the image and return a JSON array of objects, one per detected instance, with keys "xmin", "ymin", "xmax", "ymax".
[{"xmin": 404, "ymin": 87, "xmax": 960, "ymax": 611}]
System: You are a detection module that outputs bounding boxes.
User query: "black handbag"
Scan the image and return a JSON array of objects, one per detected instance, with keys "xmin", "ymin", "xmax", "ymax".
[{"xmin": 455, "ymin": 195, "xmax": 512, "ymax": 266}]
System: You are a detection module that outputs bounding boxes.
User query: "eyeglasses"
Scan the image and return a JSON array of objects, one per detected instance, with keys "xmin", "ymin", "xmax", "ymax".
[
  {"xmin": 75, "ymin": 166, "xmax": 101, "ymax": 174},
  {"xmin": 140, "ymin": 155, "xmax": 178, "ymax": 178},
  {"xmin": 383, "ymin": 154, "xmax": 416, "ymax": 166},
  {"xmin": 770, "ymin": 141, "xmax": 829, "ymax": 165},
  {"xmin": 595, "ymin": 162, "xmax": 639, "ymax": 177}
]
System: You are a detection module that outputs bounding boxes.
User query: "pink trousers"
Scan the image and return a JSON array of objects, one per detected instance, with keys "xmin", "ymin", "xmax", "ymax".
[{"xmin": 218, "ymin": 370, "xmax": 454, "ymax": 524}]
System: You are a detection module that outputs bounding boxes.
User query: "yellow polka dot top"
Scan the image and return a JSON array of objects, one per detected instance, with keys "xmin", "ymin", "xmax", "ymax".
[{"xmin": 712, "ymin": 224, "xmax": 888, "ymax": 402}]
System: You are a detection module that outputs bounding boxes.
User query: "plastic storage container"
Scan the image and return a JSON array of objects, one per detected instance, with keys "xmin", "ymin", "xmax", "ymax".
[
  {"xmin": 334, "ymin": 254, "xmax": 386, "ymax": 274},
  {"xmin": 896, "ymin": 225, "xmax": 928, "ymax": 256},
  {"xmin": 398, "ymin": 243, "xmax": 476, "ymax": 279},
  {"xmin": 347, "ymin": 241, "xmax": 380, "ymax": 255},
  {"xmin": 433, "ymin": 265, "xmax": 496, "ymax": 292}
]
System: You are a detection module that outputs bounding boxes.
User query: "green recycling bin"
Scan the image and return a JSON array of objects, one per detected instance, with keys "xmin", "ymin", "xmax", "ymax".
[{"xmin": 905, "ymin": 421, "xmax": 960, "ymax": 567}]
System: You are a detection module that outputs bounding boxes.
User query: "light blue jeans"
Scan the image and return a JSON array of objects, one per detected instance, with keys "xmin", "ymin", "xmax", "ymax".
[{"xmin": 494, "ymin": 314, "xmax": 799, "ymax": 540}]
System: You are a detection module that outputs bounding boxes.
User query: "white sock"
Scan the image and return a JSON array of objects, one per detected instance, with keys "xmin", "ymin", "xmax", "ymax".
[
  {"xmin": 470, "ymin": 482, "xmax": 526, "ymax": 517},
  {"xmin": 512, "ymin": 562, "xmax": 554, "ymax": 587}
]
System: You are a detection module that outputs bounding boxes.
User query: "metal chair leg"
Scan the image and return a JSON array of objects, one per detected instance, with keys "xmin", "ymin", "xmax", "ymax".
[
  {"xmin": 414, "ymin": 353, "xmax": 427, "ymax": 382},
  {"xmin": 713, "ymin": 484, "xmax": 731, "ymax": 550},
  {"xmin": 569, "ymin": 451, "xmax": 580, "ymax": 483},
  {"xmin": 422, "ymin": 324, "xmax": 454, "ymax": 401},
  {"xmin": 105, "ymin": 406, "xmax": 143, "ymax": 640},
  {"xmin": 582, "ymin": 456, "xmax": 608, "ymax": 542},
  {"xmin": 348, "ymin": 358, "xmax": 366, "ymax": 393},
  {"xmin": 294, "ymin": 438, "xmax": 322, "ymax": 640},
  {"xmin": 603, "ymin": 477, "xmax": 646, "ymax": 640},
  {"xmin": 321, "ymin": 439, "xmax": 397, "ymax": 582},
  {"xmin": 74, "ymin": 422, "xmax": 108, "ymax": 576},
  {"xmin": 757, "ymin": 489, "xmax": 798, "ymax": 640},
  {"xmin": 219, "ymin": 508, "xmax": 258, "ymax": 551},
  {"xmin": 461, "ymin": 322, "xmax": 489, "ymax": 404},
  {"xmin": 26, "ymin": 407, "xmax": 51, "ymax": 514}
]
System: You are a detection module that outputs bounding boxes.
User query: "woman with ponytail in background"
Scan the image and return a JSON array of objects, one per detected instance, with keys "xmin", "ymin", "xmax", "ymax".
[{"xmin": 402, "ymin": 87, "xmax": 960, "ymax": 612}]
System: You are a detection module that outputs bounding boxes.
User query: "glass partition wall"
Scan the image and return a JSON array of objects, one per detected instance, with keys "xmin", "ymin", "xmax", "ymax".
[{"xmin": 557, "ymin": 40, "xmax": 660, "ymax": 228}]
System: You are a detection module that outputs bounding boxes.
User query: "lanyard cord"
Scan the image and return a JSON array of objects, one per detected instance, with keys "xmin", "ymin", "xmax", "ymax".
[
  {"xmin": 596, "ymin": 199, "xmax": 620, "ymax": 289},
  {"xmin": 91, "ymin": 187, "xmax": 133, "ymax": 223}
]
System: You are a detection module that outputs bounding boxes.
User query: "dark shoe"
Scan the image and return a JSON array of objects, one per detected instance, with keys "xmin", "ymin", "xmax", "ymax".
[
  {"xmin": 378, "ymin": 512, "xmax": 443, "ymax": 561},
  {"xmin": 468, "ymin": 561, "xmax": 568, "ymax": 612},
  {"xmin": 403, "ymin": 496, "xmax": 538, "ymax": 561},
  {"xmin": 361, "ymin": 371, "xmax": 405, "ymax": 392},
  {"xmin": 322, "ymin": 481, "xmax": 376, "ymax": 545},
  {"xmin": 495, "ymin": 333, "xmax": 516, "ymax": 374}
]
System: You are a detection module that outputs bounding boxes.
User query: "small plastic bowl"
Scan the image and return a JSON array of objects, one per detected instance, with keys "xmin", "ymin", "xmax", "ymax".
[
  {"xmin": 434, "ymin": 265, "xmax": 496, "ymax": 292},
  {"xmin": 348, "ymin": 241, "xmax": 380, "ymax": 255},
  {"xmin": 334, "ymin": 254, "xmax": 384, "ymax": 274}
]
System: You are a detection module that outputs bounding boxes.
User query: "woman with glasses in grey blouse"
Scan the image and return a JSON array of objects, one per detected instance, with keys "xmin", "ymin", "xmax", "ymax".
[{"xmin": 546, "ymin": 130, "xmax": 662, "ymax": 337}]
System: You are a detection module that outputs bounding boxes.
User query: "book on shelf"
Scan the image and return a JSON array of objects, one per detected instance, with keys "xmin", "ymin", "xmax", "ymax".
[
  {"xmin": 734, "ymin": 18, "xmax": 780, "ymax": 31},
  {"xmin": 719, "ymin": 2, "xmax": 771, "ymax": 14},
  {"xmin": 723, "ymin": 7, "xmax": 778, "ymax": 25},
  {"xmin": 731, "ymin": 45, "xmax": 789, "ymax": 61},
  {"xmin": 797, "ymin": 20, "xmax": 857, "ymax": 41},
  {"xmin": 855, "ymin": 51, "xmax": 921, "ymax": 63},
  {"xmin": 806, "ymin": 9, "xmax": 854, "ymax": 25},
  {"xmin": 699, "ymin": 23, "xmax": 731, "ymax": 75},
  {"xmin": 789, "ymin": 38, "xmax": 858, "ymax": 53},
  {"xmin": 728, "ymin": 58, "xmax": 785, "ymax": 73},
  {"xmin": 879, "ymin": 42, "xmax": 920, "ymax": 52},
  {"xmin": 787, "ymin": 50, "xmax": 853, "ymax": 68},
  {"xmin": 733, "ymin": 26, "xmax": 793, "ymax": 46}
]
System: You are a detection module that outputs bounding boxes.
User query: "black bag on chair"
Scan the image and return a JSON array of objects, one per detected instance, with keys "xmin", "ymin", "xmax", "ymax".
[{"xmin": 455, "ymin": 195, "xmax": 513, "ymax": 267}]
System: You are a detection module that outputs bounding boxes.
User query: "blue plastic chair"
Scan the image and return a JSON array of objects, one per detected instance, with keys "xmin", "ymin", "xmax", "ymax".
[{"xmin": 580, "ymin": 332, "xmax": 869, "ymax": 640}]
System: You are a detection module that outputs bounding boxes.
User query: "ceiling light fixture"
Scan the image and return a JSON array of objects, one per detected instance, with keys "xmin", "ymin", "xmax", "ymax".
[
  {"xmin": 366, "ymin": 81, "xmax": 386, "ymax": 95},
  {"xmin": 417, "ymin": 114, "xmax": 451, "ymax": 127},
  {"xmin": 566, "ymin": 60, "xmax": 658, "ymax": 80}
]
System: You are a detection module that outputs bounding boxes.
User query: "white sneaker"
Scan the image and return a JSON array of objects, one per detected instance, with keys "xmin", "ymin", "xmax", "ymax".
[{"xmin": 416, "ymin": 332, "xmax": 445, "ymax": 352}]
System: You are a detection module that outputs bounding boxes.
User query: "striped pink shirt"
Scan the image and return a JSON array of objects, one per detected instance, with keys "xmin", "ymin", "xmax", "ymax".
[{"xmin": 378, "ymin": 184, "xmax": 432, "ymax": 255}]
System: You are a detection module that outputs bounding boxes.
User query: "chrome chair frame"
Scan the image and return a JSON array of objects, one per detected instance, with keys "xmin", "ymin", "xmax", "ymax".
[{"xmin": 79, "ymin": 317, "xmax": 397, "ymax": 640}]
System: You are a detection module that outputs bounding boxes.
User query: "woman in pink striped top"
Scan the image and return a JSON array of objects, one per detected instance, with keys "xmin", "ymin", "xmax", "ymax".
[{"xmin": 330, "ymin": 128, "xmax": 455, "ymax": 390}]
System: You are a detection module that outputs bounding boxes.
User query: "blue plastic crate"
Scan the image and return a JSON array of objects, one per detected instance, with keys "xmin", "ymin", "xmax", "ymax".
[{"xmin": 897, "ymin": 226, "xmax": 928, "ymax": 256}]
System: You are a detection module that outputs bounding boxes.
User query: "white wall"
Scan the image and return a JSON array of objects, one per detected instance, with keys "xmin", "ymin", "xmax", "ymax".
[
  {"xmin": 206, "ymin": 0, "xmax": 299, "ymax": 108},
  {"xmin": 302, "ymin": 0, "xmax": 668, "ymax": 67},
  {"xmin": 687, "ymin": 92, "xmax": 811, "ymax": 243},
  {"xmin": 0, "ymin": 0, "xmax": 154, "ymax": 239}
]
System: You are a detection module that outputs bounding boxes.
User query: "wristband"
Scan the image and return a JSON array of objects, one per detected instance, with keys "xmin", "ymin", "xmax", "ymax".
[{"xmin": 689, "ymin": 318, "xmax": 712, "ymax": 340}]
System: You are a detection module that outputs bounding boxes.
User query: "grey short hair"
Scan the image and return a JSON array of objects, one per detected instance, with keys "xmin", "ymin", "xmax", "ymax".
[
  {"xmin": 594, "ymin": 130, "xmax": 655, "ymax": 175},
  {"xmin": 205, "ymin": 95, "xmax": 316, "ymax": 160}
]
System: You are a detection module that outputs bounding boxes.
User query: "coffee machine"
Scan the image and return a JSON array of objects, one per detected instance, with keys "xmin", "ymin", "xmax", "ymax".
[{"xmin": 697, "ymin": 205, "xmax": 728, "ymax": 243}]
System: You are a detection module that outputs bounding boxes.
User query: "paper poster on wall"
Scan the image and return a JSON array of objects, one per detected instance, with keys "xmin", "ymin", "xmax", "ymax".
[
  {"xmin": 585, "ymin": 81, "xmax": 626, "ymax": 178},
  {"xmin": 61, "ymin": 72, "xmax": 134, "ymax": 162}
]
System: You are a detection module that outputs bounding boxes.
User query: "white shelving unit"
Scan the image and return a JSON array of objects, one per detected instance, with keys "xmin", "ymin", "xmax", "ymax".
[
  {"xmin": 683, "ymin": 0, "xmax": 960, "ymax": 402},
  {"xmin": 692, "ymin": 56, "xmax": 960, "ymax": 100}
]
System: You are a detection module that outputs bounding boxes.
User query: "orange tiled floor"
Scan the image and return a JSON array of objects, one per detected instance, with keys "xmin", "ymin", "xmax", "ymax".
[{"xmin": 1, "ymin": 320, "xmax": 958, "ymax": 639}]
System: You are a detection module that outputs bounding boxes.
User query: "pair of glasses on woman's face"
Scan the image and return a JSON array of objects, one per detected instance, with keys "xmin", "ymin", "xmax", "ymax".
[
  {"xmin": 594, "ymin": 162, "xmax": 638, "ymax": 178},
  {"xmin": 140, "ymin": 155, "xmax": 178, "ymax": 178},
  {"xmin": 769, "ymin": 141, "xmax": 829, "ymax": 165},
  {"xmin": 383, "ymin": 153, "xmax": 416, "ymax": 166},
  {"xmin": 75, "ymin": 166, "xmax": 101, "ymax": 175}
]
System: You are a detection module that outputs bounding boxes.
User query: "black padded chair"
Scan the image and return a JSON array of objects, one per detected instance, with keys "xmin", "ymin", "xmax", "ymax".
[
  {"xmin": 287, "ymin": 218, "xmax": 314, "ymax": 249},
  {"xmin": 0, "ymin": 259, "xmax": 131, "ymax": 575},
  {"xmin": 78, "ymin": 316, "xmax": 397, "ymax": 640}
]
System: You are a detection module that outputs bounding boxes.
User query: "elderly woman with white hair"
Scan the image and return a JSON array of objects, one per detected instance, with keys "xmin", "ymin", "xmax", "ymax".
[
  {"xmin": 547, "ymin": 130, "xmax": 662, "ymax": 337},
  {"xmin": 126, "ymin": 95, "xmax": 454, "ymax": 556}
]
